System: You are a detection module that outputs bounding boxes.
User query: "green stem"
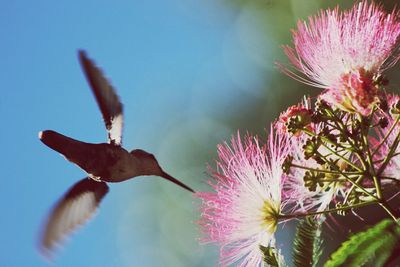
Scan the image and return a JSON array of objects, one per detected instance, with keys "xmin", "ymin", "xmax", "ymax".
[
  {"xmin": 373, "ymin": 152, "xmax": 400, "ymax": 164},
  {"xmin": 342, "ymin": 131, "xmax": 372, "ymax": 204},
  {"xmin": 328, "ymin": 111, "xmax": 355, "ymax": 146},
  {"xmin": 290, "ymin": 163, "xmax": 362, "ymax": 176},
  {"xmin": 279, "ymin": 201, "xmax": 377, "ymax": 219},
  {"xmin": 378, "ymin": 200, "xmax": 400, "ymax": 224},
  {"xmin": 372, "ymin": 115, "xmax": 400, "ymax": 156},
  {"xmin": 377, "ymin": 127, "xmax": 400, "ymax": 177},
  {"xmin": 302, "ymin": 128, "xmax": 354, "ymax": 151},
  {"xmin": 363, "ymin": 131, "xmax": 382, "ymax": 199},
  {"xmin": 302, "ymin": 128, "xmax": 362, "ymax": 171},
  {"xmin": 318, "ymin": 153, "xmax": 378, "ymax": 201},
  {"xmin": 343, "ymin": 175, "xmax": 366, "ymax": 205},
  {"xmin": 320, "ymin": 142, "xmax": 362, "ymax": 172}
]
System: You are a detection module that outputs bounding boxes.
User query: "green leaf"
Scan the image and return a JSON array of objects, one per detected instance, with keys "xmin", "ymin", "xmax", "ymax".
[
  {"xmin": 292, "ymin": 217, "xmax": 323, "ymax": 267},
  {"xmin": 260, "ymin": 245, "xmax": 286, "ymax": 267},
  {"xmin": 260, "ymin": 245, "xmax": 280, "ymax": 267},
  {"xmin": 324, "ymin": 219, "xmax": 400, "ymax": 267}
]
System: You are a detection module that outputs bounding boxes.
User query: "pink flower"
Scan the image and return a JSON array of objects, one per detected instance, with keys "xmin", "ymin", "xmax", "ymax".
[
  {"xmin": 276, "ymin": 103, "xmax": 313, "ymax": 136},
  {"xmin": 280, "ymin": 1, "xmax": 400, "ymax": 116},
  {"xmin": 196, "ymin": 130, "xmax": 290, "ymax": 267}
]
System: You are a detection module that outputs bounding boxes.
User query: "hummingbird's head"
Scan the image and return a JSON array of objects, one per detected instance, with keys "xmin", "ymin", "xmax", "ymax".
[
  {"xmin": 130, "ymin": 149, "xmax": 195, "ymax": 193},
  {"xmin": 130, "ymin": 149, "xmax": 163, "ymax": 175}
]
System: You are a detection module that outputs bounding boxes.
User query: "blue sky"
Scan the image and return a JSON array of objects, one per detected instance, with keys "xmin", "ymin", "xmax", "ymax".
[{"xmin": 0, "ymin": 0, "xmax": 270, "ymax": 266}]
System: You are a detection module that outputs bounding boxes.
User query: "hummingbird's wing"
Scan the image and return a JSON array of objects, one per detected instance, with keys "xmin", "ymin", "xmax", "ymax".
[
  {"xmin": 78, "ymin": 50, "xmax": 124, "ymax": 146},
  {"xmin": 39, "ymin": 178, "xmax": 109, "ymax": 259}
]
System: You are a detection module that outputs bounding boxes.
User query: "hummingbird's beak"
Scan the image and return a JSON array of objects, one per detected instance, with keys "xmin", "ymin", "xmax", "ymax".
[{"xmin": 160, "ymin": 171, "xmax": 195, "ymax": 193}]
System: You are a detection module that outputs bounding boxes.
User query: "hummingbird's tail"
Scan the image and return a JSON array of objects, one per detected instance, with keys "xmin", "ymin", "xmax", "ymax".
[
  {"xmin": 160, "ymin": 171, "xmax": 195, "ymax": 193},
  {"xmin": 40, "ymin": 130, "xmax": 74, "ymax": 153},
  {"xmin": 39, "ymin": 130, "xmax": 82, "ymax": 155},
  {"xmin": 39, "ymin": 130, "xmax": 97, "ymax": 166}
]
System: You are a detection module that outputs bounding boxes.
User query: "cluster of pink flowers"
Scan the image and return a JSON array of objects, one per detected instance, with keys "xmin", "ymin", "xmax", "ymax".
[
  {"xmin": 196, "ymin": 1, "xmax": 400, "ymax": 266},
  {"xmin": 281, "ymin": 1, "xmax": 400, "ymax": 116},
  {"xmin": 196, "ymin": 127, "xmax": 336, "ymax": 265}
]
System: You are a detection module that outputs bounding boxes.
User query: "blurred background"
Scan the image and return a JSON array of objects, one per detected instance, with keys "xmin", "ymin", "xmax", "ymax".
[{"xmin": 1, "ymin": 0, "xmax": 400, "ymax": 266}]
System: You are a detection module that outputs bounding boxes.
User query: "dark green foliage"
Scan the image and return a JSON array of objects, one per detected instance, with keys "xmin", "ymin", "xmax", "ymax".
[
  {"xmin": 303, "ymin": 171, "xmax": 325, "ymax": 192},
  {"xmin": 282, "ymin": 156, "xmax": 293, "ymax": 175},
  {"xmin": 324, "ymin": 219, "xmax": 400, "ymax": 267},
  {"xmin": 303, "ymin": 137, "xmax": 320, "ymax": 160},
  {"xmin": 260, "ymin": 245, "xmax": 280, "ymax": 267},
  {"xmin": 293, "ymin": 217, "xmax": 323, "ymax": 267}
]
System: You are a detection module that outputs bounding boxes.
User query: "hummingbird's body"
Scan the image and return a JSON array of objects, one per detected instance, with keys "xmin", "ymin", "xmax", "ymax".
[
  {"xmin": 41, "ymin": 130, "xmax": 142, "ymax": 183},
  {"xmin": 38, "ymin": 50, "xmax": 194, "ymax": 258}
]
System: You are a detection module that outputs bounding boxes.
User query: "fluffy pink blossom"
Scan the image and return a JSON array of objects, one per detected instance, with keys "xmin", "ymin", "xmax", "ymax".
[
  {"xmin": 196, "ymin": 126, "xmax": 345, "ymax": 266},
  {"xmin": 196, "ymin": 130, "xmax": 290, "ymax": 267},
  {"xmin": 276, "ymin": 103, "xmax": 313, "ymax": 136},
  {"xmin": 275, "ymin": 97, "xmax": 313, "ymax": 136},
  {"xmin": 281, "ymin": 1, "xmax": 400, "ymax": 116}
]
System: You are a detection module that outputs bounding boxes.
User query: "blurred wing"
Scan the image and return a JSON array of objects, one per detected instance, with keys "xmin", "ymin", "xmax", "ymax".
[
  {"xmin": 78, "ymin": 50, "xmax": 123, "ymax": 146},
  {"xmin": 39, "ymin": 178, "xmax": 109, "ymax": 259}
]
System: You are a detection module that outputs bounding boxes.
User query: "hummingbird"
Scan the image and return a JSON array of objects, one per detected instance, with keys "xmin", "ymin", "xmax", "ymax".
[{"xmin": 38, "ymin": 50, "xmax": 194, "ymax": 258}]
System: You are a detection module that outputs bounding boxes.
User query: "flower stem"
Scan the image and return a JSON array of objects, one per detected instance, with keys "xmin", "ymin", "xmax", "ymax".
[
  {"xmin": 377, "ymin": 127, "xmax": 400, "ymax": 177},
  {"xmin": 279, "ymin": 201, "xmax": 377, "ymax": 219},
  {"xmin": 318, "ymin": 153, "xmax": 378, "ymax": 201},
  {"xmin": 321, "ymin": 142, "xmax": 362, "ymax": 172},
  {"xmin": 302, "ymin": 128, "xmax": 354, "ymax": 152},
  {"xmin": 290, "ymin": 163, "xmax": 362, "ymax": 176},
  {"xmin": 377, "ymin": 200, "xmax": 400, "ymax": 224},
  {"xmin": 363, "ymin": 130, "xmax": 382, "ymax": 199},
  {"xmin": 372, "ymin": 115, "xmax": 400, "ymax": 156}
]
